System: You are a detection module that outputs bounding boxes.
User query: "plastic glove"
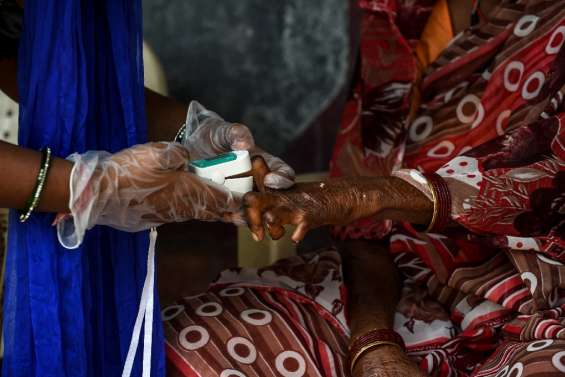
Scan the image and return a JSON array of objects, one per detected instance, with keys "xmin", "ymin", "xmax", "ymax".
[
  {"xmin": 183, "ymin": 101, "xmax": 295, "ymax": 189},
  {"xmin": 57, "ymin": 142, "xmax": 241, "ymax": 249}
]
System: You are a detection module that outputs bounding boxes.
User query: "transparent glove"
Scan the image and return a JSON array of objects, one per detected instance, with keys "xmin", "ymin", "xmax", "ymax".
[
  {"xmin": 183, "ymin": 101, "xmax": 295, "ymax": 189},
  {"xmin": 57, "ymin": 142, "xmax": 241, "ymax": 249}
]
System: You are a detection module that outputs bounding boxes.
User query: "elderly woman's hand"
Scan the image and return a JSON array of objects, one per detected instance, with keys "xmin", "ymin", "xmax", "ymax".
[
  {"xmin": 242, "ymin": 176, "xmax": 433, "ymax": 243},
  {"xmin": 353, "ymin": 345, "xmax": 426, "ymax": 377},
  {"xmin": 56, "ymin": 142, "xmax": 242, "ymax": 249}
]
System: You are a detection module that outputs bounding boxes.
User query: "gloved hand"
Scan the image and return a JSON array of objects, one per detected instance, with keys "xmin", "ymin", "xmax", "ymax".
[
  {"xmin": 183, "ymin": 101, "xmax": 295, "ymax": 190},
  {"xmin": 56, "ymin": 142, "xmax": 241, "ymax": 249}
]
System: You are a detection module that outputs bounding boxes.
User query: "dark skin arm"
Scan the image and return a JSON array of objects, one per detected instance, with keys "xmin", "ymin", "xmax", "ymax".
[
  {"xmin": 341, "ymin": 240, "xmax": 425, "ymax": 377},
  {"xmin": 0, "ymin": 57, "xmax": 186, "ymax": 212},
  {"xmin": 243, "ymin": 178, "xmax": 433, "ymax": 375},
  {"xmin": 1, "ymin": 23, "xmax": 71, "ymax": 212},
  {"xmin": 243, "ymin": 176, "xmax": 433, "ymax": 243},
  {"xmin": 0, "ymin": 140, "xmax": 72, "ymax": 212}
]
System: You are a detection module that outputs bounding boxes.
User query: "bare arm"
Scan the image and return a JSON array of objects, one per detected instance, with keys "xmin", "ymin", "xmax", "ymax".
[
  {"xmin": 243, "ymin": 176, "xmax": 433, "ymax": 242},
  {"xmin": 0, "ymin": 57, "xmax": 71, "ymax": 212},
  {"xmin": 144, "ymin": 87, "xmax": 187, "ymax": 141},
  {"xmin": 341, "ymin": 240, "xmax": 399, "ymax": 336},
  {"xmin": 340, "ymin": 239, "xmax": 426, "ymax": 377},
  {"xmin": 0, "ymin": 61, "xmax": 183, "ymax": 212},
  {"xmin": 0, "ymin": 140, "xmax": 72, "ymax": 212}
]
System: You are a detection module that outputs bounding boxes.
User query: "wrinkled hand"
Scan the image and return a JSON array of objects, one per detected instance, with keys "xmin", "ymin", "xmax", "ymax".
[
  {"xmin": 243, "ymin": 177, "xmax": 394, "ymax": 243},
  {"xmin": 183, "ymin": 101, "xmax": 295, "ymax": 189},
  {"xmin": 353, "ymin": 346, "xmax": 426, "ymax": 377},
  {"xmin": 57, "ymin": 142, "xmax": 241, "ymax": 249}
]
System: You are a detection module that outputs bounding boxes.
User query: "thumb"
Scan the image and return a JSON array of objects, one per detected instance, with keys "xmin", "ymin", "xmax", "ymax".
[{"xmin": 226, "ymin": 123, "xmax": 255, "ymax": 151}]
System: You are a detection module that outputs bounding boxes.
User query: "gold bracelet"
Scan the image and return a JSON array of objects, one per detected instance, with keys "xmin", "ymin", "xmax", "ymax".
[
  {"xmin": 350, "ymin": 341, "xmax": 402, "ymax": 374},
  {"xmin": 19, "ymin": 147, "xmax": 53, "ymax": 223}
]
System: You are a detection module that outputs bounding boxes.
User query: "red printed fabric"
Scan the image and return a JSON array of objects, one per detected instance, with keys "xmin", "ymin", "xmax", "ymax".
[
  {"xmin": 163, "ymin": 250, "xmax": 350, "ymax": 377},
  {"xmin": 330, "ymin": 0, "xmax": 435, "ymax": 240},
  {"xmin": 163, "ymin": 250, "xmax": 565, "ymax": 376},
  {"xmin": 330, "ymin": 0, "xmax": 565, "ymax": 375}
]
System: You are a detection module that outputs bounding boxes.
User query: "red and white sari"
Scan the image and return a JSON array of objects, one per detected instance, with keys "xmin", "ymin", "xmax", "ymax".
[{"xmin": 331, "ymin": 0, "xmax": 565, "ymax": 375}]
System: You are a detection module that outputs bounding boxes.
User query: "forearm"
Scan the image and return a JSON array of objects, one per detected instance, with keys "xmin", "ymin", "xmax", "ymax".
[
  {"xmin": 144, "ymin": 88, "xmax": 186, "ymax": 141},
  {"xmin": 0, "ymin": 141, "xmax": 72, "ymax": 212},
  {"xmin": 340, "ymin": 239, "xmax": 400, "ymax": 337},
  {"xmin": 311, "ymin": 176, "xmax": 433, "ymax": 225}
]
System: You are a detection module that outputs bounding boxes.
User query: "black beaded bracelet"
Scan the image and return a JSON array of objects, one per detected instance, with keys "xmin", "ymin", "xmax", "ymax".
[{"xmin": 19, "ymin": 147, "xmax": 52, "ymax": 223}]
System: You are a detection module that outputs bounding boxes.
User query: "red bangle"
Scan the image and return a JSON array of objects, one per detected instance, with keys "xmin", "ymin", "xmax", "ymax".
[
  {"xmin": 350, "ymin": 329, "xmax": 405, "ymax": 352},
  {"xmin": 423, "ymin": 173, "xmax": 451, "ymax": 233},
  {"xmin": 349, "ymin": 329, "xmax": 405, "ymax": 372}
]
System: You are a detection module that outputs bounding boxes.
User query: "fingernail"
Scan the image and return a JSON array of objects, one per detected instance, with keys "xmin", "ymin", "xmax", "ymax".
[{"xmin": 252, "ymin": 233, "xmax": 260, "ymax": 242}]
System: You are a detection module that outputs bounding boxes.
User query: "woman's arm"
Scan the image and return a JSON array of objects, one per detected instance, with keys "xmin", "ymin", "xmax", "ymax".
[
  {"xmin": 144, "ymin": 87, "xmax": 187, "ymax": 141},
  {"xmin": 0, "ymin": 140, "xmax": 72, "ymax": 212},
  {"xmin": 341, "ymin": 239, "xmax": 398, "ymax": 337},
  {"xmin": 341, "ymin": 239, "xmax": 426, "ymax": 377},
  {"xmin": 243, "ymin": 176, "xmax": 434, "ymax": 242}
]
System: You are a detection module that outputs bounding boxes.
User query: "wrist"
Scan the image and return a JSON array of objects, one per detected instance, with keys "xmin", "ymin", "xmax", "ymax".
[
  {"xmin": 349, "ymin": 328, "xmax": 406, "ymax": 374},
  {"xmin": 37, "ymin": 156, "xmax": 73, "ymax": 213},
  {"xmin": 353, "ymin": 344, "xmax": 407, "ymax": 374}
]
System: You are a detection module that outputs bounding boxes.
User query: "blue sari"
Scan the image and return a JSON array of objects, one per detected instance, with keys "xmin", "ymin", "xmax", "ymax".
[{"xmin": 2, "ymin": 0, "xmax": 165, "ymax": 376}]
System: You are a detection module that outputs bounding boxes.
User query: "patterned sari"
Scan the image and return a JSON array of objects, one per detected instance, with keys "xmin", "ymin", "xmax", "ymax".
[
  {"xmin": 331, "ymin": 0, "xmax": 565, "ymax": 375},
  {"xmin": 164, "ymin": 1, "xmax": 565, "ymax": 376}
]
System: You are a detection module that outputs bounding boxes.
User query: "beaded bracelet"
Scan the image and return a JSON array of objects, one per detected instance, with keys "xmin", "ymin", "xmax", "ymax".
[
  {"xmin": 349, "ymin": 329, "xmax": 405, "ymax": 373},
  {"xmin": 174, "ymin": 124, "xmax": 186, "ymax": 143},
  {"xmin": 423, "ymin": 173, "xmax": 451, "ymax": 233},
  {"xmin": 19, "ymin": 147, "xmax": 53, "ymax": 223}
]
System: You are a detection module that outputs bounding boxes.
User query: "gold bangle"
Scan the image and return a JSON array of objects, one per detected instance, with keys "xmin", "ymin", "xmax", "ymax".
[
  {"xmin": 425, "ymin": 177, "xmax": 439, "ymax": 232},
  {"xmin": 20, "ymin": 147, "xmax": 53, "ymax": 223},
  {"xmin": 350, "ymin": 341, "xmax": 402, "ymax": 374}
]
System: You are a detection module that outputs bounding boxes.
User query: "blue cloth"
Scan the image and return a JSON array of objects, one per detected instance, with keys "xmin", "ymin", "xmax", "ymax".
[{"xmin": 2, "ymin": 1, "xmax": 165, "ymax": 376}]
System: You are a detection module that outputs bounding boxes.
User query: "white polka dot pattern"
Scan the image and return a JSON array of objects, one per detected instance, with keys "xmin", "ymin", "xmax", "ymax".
[{"xmin": 437, "ymin": 156, "xmax": 482, "ymax": 189}]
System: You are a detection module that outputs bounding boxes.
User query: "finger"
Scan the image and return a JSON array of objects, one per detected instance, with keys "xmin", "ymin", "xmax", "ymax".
[
  {"xmin": 251, "ymin": 155, "xmax": 270, "ymax": 193},
  {"xmin": 242, "ymin": 192, "xmax": 269, "ymax": 241},
  {"xmin": 264, "ymin": 207, "xmax": 295, "ymax": 227},
  {"xmin": 228, "ymin": 123, "xmax": 255, "ymax": 151},
  {"xmin": 291, "ymin": 222, "xmax": 310, "ymax": 244},
  {"xmin": 263, "ymin": 210, "xmax": 287, "ymax": 240},
  {"xmin": 266, "ymin": 223, "xmax": 286, "ymax": 240}
]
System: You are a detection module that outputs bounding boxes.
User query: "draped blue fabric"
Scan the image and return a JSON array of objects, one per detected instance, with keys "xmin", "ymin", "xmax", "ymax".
[{"xmin": 2, "ymin": 1, "xmax": 165, "ymax": 376}]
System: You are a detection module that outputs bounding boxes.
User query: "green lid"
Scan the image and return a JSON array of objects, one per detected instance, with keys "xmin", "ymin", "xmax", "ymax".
[{"xmin": 190, "ymin": 152, "xmax": 237, "ymax": 168}]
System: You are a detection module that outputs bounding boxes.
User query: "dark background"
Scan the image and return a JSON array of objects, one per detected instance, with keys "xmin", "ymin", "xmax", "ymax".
[{"xmin": 142, "ymin": 0, "xmax": 357, "ymax": 173}]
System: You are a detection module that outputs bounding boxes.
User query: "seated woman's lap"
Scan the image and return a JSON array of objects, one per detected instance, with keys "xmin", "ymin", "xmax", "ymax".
[
  {"xmin": 162, "ymin": 248, "xmax": 565, "ymax": 376},
  {"xmin": 162, "ymin": 249, "xmax": 349, "ymax": 376}
]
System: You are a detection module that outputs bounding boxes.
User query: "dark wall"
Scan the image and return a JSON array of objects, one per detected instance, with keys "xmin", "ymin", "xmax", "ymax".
[{"xmin": 143, "ymin": 0, "xmax": 354, "ymax": 169}]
